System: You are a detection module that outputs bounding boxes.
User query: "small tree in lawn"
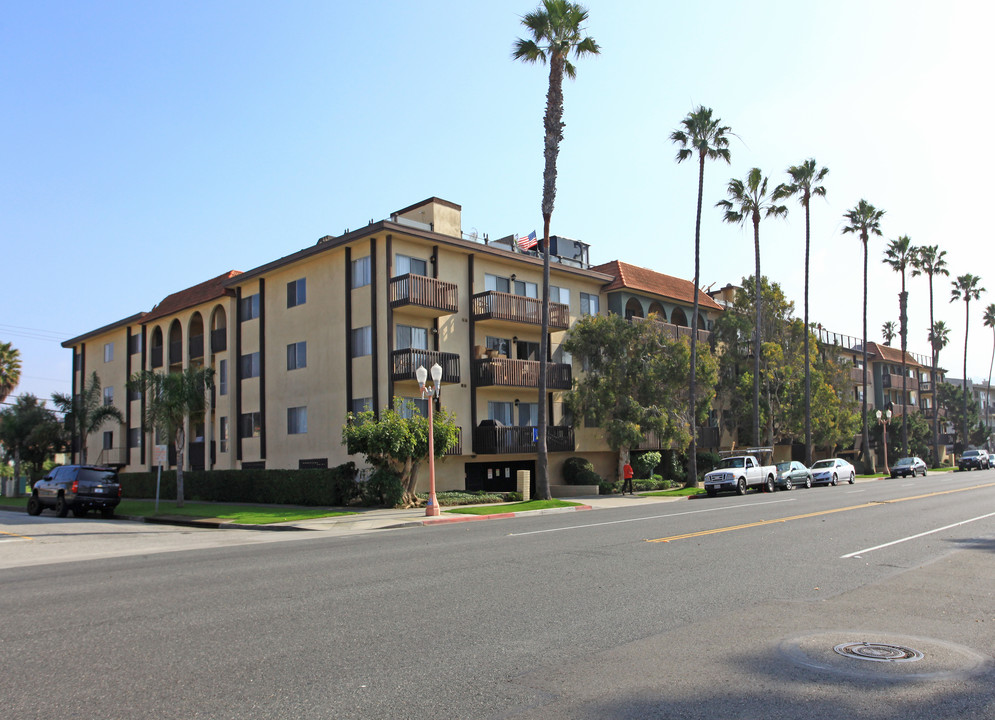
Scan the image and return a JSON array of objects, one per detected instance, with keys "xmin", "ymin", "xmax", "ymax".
[
  {"xmin": 52, "ymin": 371, "xmax": 123, "ymax": 464},
  {"xmin": 128, "ymin": 367, "xmax": 214, "ymax": 508},
  {"xmin": 0, "ymin": 394, "xmax": 62, "ymax": 490},
  {"xmin": 343, "ymin": 399, "xmax": 459, "ymax": 508}
]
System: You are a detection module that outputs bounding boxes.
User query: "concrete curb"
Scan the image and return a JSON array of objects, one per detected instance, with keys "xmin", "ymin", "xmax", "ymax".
[{"xmin": 380, "ymin": 503, "xmax": 593, "ymax": 529}]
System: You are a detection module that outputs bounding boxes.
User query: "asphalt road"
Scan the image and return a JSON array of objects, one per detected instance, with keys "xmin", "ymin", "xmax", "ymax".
[{"xmin": 2, "ymin": 471, "xmax": 993, "ymax": 719}]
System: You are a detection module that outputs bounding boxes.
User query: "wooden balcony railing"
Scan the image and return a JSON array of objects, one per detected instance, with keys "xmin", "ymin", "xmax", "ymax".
[
  {"xmin": 882, "ymin": 373, "xmax": 919, "ymax": 391},
  {"xmin": 921, "ymin": 406, "xmax": 947, "ymax": 419},
  {"xmin": 189, "ymin": 334, "xmax": 204, "ymax": 360},
  {"xmin": 473, "ymin": 425, "xmax": 575, "ymax": 455},
  {"xmin": 472, "ymin": 358, "xmax": 571, "ymax": 390},
  {"xmin": 444, "ymin": 427, "xmax": 462, "ymax": 456},
  {"xmin": 391, "ymin": 349, "xmax": 460, "ymax": 383},
  {"xmin": 472, "ymin": 291, "xmax": 569, "ymax": 330},
  {"xmin": 630, "ymin": 316, "xmax": 711, "ymax": 343},
  {"xmin": 850, "ymin": 367, "xmax": 865, "ymax": 383},
  {"xmin": 150, "ymin": 346, "xmax": 163, "ymax": 368},
  {"xmin": 919, "ymin": 380, "xmax": 933, "ymax": 394},
  {"xmin": 211, "ymin": 328, "xmax": 227, "ymax": 353},
  {"xmin": 389, "ymin": 274, "xmax": 458, "ymax": 315}
]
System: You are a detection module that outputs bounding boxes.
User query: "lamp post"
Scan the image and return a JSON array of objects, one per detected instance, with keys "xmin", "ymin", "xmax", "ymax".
[
  {"xmin": 416, "ymin": 363, "xmax": 443, "ymax": 517},
  {"xmin": 876, "ymin": 408, "xmax": 893, "ymax": 475}
]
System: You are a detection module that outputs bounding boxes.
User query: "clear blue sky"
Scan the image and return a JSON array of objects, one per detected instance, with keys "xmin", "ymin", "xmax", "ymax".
[{"xmin": 4, "ymin": 1, "xmax": 993, "ymax": 406}]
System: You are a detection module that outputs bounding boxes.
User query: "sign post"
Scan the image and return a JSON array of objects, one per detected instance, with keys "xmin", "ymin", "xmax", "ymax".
[{"xmin": 153, "ymin": 445, "xmax": 168, "ymax": 513}]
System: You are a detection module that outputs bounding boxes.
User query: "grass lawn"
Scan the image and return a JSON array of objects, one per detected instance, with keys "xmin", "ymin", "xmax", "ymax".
[
  {"xmin": 445, "ymin": 499, "xmax": 581, "ymax": 515},
  {"xmin": 640, "ymin": 487, "xmax": 706, "ymax": 497}
]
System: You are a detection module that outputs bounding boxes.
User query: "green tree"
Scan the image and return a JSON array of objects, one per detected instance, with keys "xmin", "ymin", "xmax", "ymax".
[
  {"xmin": 869, "ymin": 409, "xmax": 933, "ymax": 465},
  {"xmin": 950, "ymin": 273, "xmax": 985, "ymax": 449},
  {"xmin": 0, "ymin": 394, "xmax": 62, "ymax": 491},
  {"xmin": 881, "ymin": 321, "xmax": 897, "ymax": 345},
  {"xmin": 670, "ymin": 106, "xmax": 732, "ymax": 485},
  {"xmin": 842, "ymin": 200, "xmax": 885, "ymax": 470},
  {"xmin": 937, "ymin": 381, "xmax": 981, "ymax": 452},
  {"xmin": 128, "ymin": 367, "xmax": 214, "ymax": 508},
  {"xmin": 984, "ymin": 303, "xmax": 995, "ymax": 433},
  {"xmin": 716, "ymin": 167, "xmax": 788, "ymax": 447},
  {"xmin": 342, "ymin": 399, "xmax": 460, "ymax": 507},
  {"xmin": 883, "ymin": 235, "xmax": 917, "ymax": 455},
  {"xmin": 0, "ymin": 341, "xmax": 22, "ymax": 405},
  {"xmin": 513, "ymin": 0, "xmax": 600, "ymax": 501},
  {"xmin": 52, "ymin": 371, "xmax": 123, "ymax": 465},
  {"xmin": 562, "ymin": 312, "xmax": 718, "ymax": 486},
  {"xmin": 912, "ymin": 245, "xmax": 950, "ymax": 466},
  {"xmin": 774, "ymin": 159, "xmax": 828, "ymax": 465}
]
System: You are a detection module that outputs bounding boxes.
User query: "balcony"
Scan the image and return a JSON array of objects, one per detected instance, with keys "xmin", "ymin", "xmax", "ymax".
[
  {"xmin": 473, "ymin": 358, "xmax": 571, "ymax": 390},
  {"xmin": 96, "ymin": 447, "xmax": 127, "ymax": 467},
  {"xmin": 150, "ymin": 346, "xmax": 163, "ymax": 369},
  {"xmin": 169, "ymin": 341, "xmax": 182, "ymax": 365},
  {"xmin": 631, "ymin": 316, "xmax": 711, "ymax": 343},
  {"xmin": 635, "ymin": 426, "xmax": 718, "ymax": 450},
  {"xmin": 919, "ymin": 380, "xmax": 933, "ymax": 394},
  {"xmin": 189, "ymin": 334, "xmax": 204, "ymax": 360},
  {"xmin": 921, "ymin": 406, "xmax": 947, "ymax": 419},
  {"xmin": 472, "ymin": 291, "xmax": 569, "ymax": 330},
  {"xmin": 445, "ymin": 427, "xmax": 463, "ymax": 456},
  {"xmin": 473, "ymin": 424, "xmax": 575, "ymax": 454},
  {"xmin": 391, "ymin": 349, "xmax": 460, "ymax": 383},
  {"xmin": 211, "ymin": 328, "xmax": 227, "ymax": 353},
  {"xmin": 882, "ymin": 372, "xmax": 919, "ymax": 392},
  {"xmin": 389, "ymin": 274, "xmax": 459, "ymax": 316},
  {"xmin": 850, "ymin": 367, "xmax": 865, "ymax": 383}
]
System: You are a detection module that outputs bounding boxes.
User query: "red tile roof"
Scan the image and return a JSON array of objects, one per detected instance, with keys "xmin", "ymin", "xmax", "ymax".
[
  {"xmin": 592, "ymin": 260, "xmax": 724, "ymax": 312},
  {"xmin": 143, "ymin": 270, "xmax": 242, "ymax": 323},
  {"xmin": 864, "ymin": 341, "xmax": 924, "ymax": 368}
]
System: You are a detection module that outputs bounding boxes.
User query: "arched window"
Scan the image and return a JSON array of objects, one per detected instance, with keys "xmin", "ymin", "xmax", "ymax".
[
  {"xmin": 671, "ymin": 307, "xmax": 689, "ymax": 327},
  {"xmin": 624, "ymin": 297, "xmax": 644, "ymax": 321}
]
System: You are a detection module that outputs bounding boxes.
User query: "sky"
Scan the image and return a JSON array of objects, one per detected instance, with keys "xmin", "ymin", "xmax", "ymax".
[{"xmin": 4, "ymin": 0, "xmax": 995, "ymax": 407}]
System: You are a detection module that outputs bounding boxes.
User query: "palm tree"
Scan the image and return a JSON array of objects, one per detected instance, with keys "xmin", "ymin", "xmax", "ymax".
[
  {"xmin": 912, "ymin": 245, "xmax": 949, "ymax": 465},
  {"xmin": 881, "ymin": 321, "xmax": 897, "ymax": 345},
  {"xmin": 513, "ymin": 0, "xmax": 599, "ymax": 500},
  {"xmin": 0, "ymin": 341, "xmax": 21, "ymax": 405},
  {"xmin": 129, "ymin": 367, "xmax": 215, "ymax": 507},
  {"xmin": 716, "ymin": 167, "xmax": 787, "ymax": 446},
  {"xmin": 951, "ymin": 274, "xmax": 985, "ymax": 450},
  {"xmin": 670, "ymin": 106, "xmax": 732, "ymax": 486},
  {"xmin": 929, "ymin": 319, "xmax": 951, "ymax": 460},
  {"xmin": 842, "ymin": 200, "xmax": 885, "ymax": 471},
  {"xmin": 52, "ymin": 371, "xmax": 124, "ymax": 464},
  {"xmin": 774, "ymin": 159, "xmax": 828, "ymax": 466},
  {"xmin": 883, "ymin": 235, "xmax": 917, "ymax": 455},
  {"xmin": 983, "ymin": 303, "xmax": 995, "ymax": 437}
]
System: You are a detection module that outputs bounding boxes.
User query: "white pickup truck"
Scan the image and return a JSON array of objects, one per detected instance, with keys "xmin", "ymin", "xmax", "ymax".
[{"xmin": 703, "ymin": 455, "xmax": 777, "ymax": 496}]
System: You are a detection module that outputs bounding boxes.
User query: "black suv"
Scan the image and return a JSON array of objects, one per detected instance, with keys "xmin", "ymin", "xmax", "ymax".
[
  {"xmin": 958, "ymin": 449, "xmax": 990, "ymax": 471},
  {"xmin": 26, "ymin": 465, "xmax": 122, "ymax": 518}
]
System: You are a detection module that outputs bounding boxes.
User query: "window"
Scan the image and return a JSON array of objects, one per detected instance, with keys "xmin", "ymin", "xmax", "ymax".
[
  {"xmin": 396, "ymin": 325, "xmax": 428, "ymax": 350},
  {"xmin": 128, "ymin": 427, "xmax": 141, "ymax": 449},
  {"xmin": 128, "ymin": 386, "xmax": 141, "ymax": 402},
  {"xmin": 398, "ymin": 397, "xmax": 428, "ymax": 419},
  {"xmin": 395, "ymin": 254, "xmax": 427, "ymax": 277},
  {"xmin": 549, "ymin": 286, "xmax": 570, "ymax": 306},
  {"xmin": 240, "ymin": 352, "xmax": 260, "ymax": 379},
  {"xmin": 103, "ymin": 386, "xmax": 114, "ymax": 406},
  {"xmin": 103, "ymin": 342, "xmax": 114, "ymax": 363},
  {"xmin": 287, "ymin": 278, "xmax": 306, "ymax": 308},
  {"xmin": 350, "ymin": 397, "xmax": 373, "ymax": 414},
  {"xmin": 580, "ymin": 292, "xmax": 600, "ymax": 316},
  {"xmin": 351, "ymin": 256, "xmax": 371, "ymax": 288},
  {"xmin": 240, "ymin": 412, "xmax": 262, "ymax": 438},
  {"xmin": 517, "ymin": 402, "xmax": 539, "ymax": 427},
  {"xmin": 516, "ymin": 340, "xmax": 540, "ymax": 361},
  {"xmin": 513, "ymin": 279, "xmax": 538, "ymax": 298},
  {"xmin": 488, "ymin": 401, "xmax": 513, "ymax": 426},
  {"xmin": 351, "ymin": 326, "xmax": 372, "ymax": 357},
  {"xmin": 287, "ymin": 406, "xmax": 308, "ymax": 434},
  {"xmin": 485, "ymin": 336, "xmax": 510, "ymax": 357},
  {"xmin": 128, "ymin": 334, "xmax": 142, "ymax": 354},
  {"xmin": 219, "ymin": 359, "xmax": 228, "ymax": 395},
  {"xmin": 240, "ymin": 293, "xmax": 260, "ymax": 321},
  {"xmin": 103, "ymin": 431, "xmax": 113, "ymax": 450},
  {"xmin": 219, "ymin": 417, "xmax": 228, "ymax": 453},
  {"xmin": 287, "ymin": 341, "xmax": 307, "ymax": 370},
  {"xmin": 485, "ymin": 273, "xmax": 511, "ymax": 294}
]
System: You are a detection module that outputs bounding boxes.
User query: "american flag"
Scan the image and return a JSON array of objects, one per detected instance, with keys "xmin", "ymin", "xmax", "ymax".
[{"xmin": 517, "ymin": 230, "xmax": 538, "ymax": 251}]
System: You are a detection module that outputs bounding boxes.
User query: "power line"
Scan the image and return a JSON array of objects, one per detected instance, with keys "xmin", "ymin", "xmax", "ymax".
[{"xmin": 0, "ymin": 323, "xmax": 69, "ymax": 343}]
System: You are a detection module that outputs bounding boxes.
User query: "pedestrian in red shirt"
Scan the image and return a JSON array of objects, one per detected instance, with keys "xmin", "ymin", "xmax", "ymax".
[{"xmin": 622, "ymin": 462, "xmax": 634, "ymax": 495}]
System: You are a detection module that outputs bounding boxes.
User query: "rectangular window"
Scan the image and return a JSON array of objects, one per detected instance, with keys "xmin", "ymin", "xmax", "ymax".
[
  {"xmin": 396, "ymin": 325, "xmax": 428, "ymax": 351},
  {"xmin": 219, "ymin": 417, "xmax": 228, "ymax": 453},
  {"xmin": 128, "ymin": 386, "xmax": 141, "ymax": 402},
  {"xmin": 398, "ymin": 397, "xmax": 428, "ymax": 419},
  {"xmin": 485, "ymin": 336, "xmax": 510, "ymax": 357},
  {"xmin": 580, "ymin": 292, "xmax": 600, "ymax": 316},
  {"xmin": 517, "ymin": 402, "xmax": 539, "ymax": 427},
  {"xmin": 103, "ymin": 386, "xmax": 114, "ymax": 406},
  {"xmin": 240, "ymin": 352, "xmax": 260, "ymax": 379},
  {"xmin": 513, "ymin": 279, "xmax": 538, "ymax": 298},
  {"xmin": 219, "ymin": 359, "xmax": 228, "ymax": 395},
  {"xmin": 240, "ymin": 412, "xmax": 262, "ymax": 438},
  {"xmin": 287, "ymin": 341, "xmax": 307, "ymax": 370},
  {"xmin": 103, "ymin": 431, "xmax": 113, "ymax": 450},
  {"xmin": 287, "ymin": 406, "xmax": 308, "ymax": 435},
  {"xmin": 395, "ymin": 254, "xmax": 427, "ymax": 277},
  {"xmin": 488, "ymin": 401, "xmax": 513, "ymax": 426},
  {"xmin": 128, "ymin": 334, "xmax": 142, "ymax": 354},
  {"xmin": 103, "ymin": 342, "xmax": 114, "ymax": 363},
  {"xmin": 350, "ymin": 397, "xmax": 373, "ymax": 414},
  {"xmin": 128, "ymin": 427, "xmax": 141, "ymax": 449},
  {"xmin": 549, "ymin": 286, "xmax": 570, "ymax": 306},
  {"xmin": 287, "ymin": 278, "xmax": 306, "ymax": 308},
  {"xmin": 240, "ymin": 293, "xmax": 260, "ymax": 321},
  {"xmin": 351, "ymin": 256, "xmax": 371, "ymax": 288},
  {"xmin": 484, "ymin": 273, "xmax": 511, "ymax": 294},
  {"xmin": 516, "ymin": 340, "xmax": 540, "ymax": 361},
  {"xmin": 351, "ymin": 326, "xmax": 372, "ymax": 357}
]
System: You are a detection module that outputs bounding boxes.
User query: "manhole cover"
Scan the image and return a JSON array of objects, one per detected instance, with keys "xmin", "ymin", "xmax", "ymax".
[{"xmin": 834, "ymin": 642, "xmax": 924, "ymax": 663}]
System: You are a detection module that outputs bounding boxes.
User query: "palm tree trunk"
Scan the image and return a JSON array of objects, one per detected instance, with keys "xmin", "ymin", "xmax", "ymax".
[
  {"xmin": 963, "ymin": 302, "xmax": 970, "ymax": 450},
  {"xmin": 929, "ymin": 274, "xmax": 939, "ymax": 466},
  {"xmin": 861, "ymin": 235, "xmax": 871, "ymax": 471},
  {"xmin": 687, "ymin": 150, "xmax": 706, "ymax": 487},
  {"xmin": 175, "ymin": 428, "xmax": 186, "ymax": 508},
  {"xmin": 988, "ymin": 328, "xmax": 994, "ymax": 441},
  {"xmin": 753, "ymin": 215, "xmax": 761, "ymax": 447},
  {"xmin": 537, "ymin": 213, "xmax": 552, "ymax": 500},
  {"xmin": 803, "ymin": 198, "xmax": 812, "ymax": 465},
  {"xmin": 900, "ymin": 280, "xmax": 908, "ymax": 455}
]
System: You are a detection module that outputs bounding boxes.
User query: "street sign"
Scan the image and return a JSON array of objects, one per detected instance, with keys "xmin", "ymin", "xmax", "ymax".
[{"xmin": 153, "ymin": 444, "xmax": 168, "ymax": 467}]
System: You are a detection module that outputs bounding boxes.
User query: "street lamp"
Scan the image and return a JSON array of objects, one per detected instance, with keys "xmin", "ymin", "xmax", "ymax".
[
  {"xmin": 876, "ymin": 408, "xmax": 893, "ymax": 475},
  {"xmin": 416, "ymin": 363, "xmax": 443, "ymax": 517}
]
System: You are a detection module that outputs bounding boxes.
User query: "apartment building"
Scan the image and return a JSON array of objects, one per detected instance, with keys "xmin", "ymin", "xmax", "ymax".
[{"xmin": 62, "ymin": 198, "xmax": 723, "ymax": 493}]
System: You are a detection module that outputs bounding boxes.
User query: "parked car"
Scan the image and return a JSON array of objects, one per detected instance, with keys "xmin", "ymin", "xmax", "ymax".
[
  {"xmin": 891, "ymin": 456, "xmax": 927, "ymax": 478},
  {"xmin": 703, "ymin": 455, "xmax": 778, "ymax": 496},
  {"xmin": 810, "ymin": 458, "xmax": 855, "ymax": 486},
  {"xmin": 958, "ymin": 449, "xmax": 990, "ymax": 471},
  {"xmin": 774, "ymin": 461, "xmax": 812, "ymax": 490},
  {"xmin": 26, "ymin": 465, "xmax": 121, "ymax": 518}
]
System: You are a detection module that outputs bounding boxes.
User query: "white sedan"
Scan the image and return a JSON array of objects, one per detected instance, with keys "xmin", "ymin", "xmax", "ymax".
[{"xmin": 810, "ymin": 458, "xmax": 856, "ymax": 486}]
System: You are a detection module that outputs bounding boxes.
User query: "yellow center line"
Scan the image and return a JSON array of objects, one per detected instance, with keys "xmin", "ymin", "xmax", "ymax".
[
  {"xmin": 0, "ymin": 530, "xmax": 34, "ymax": 540},
  {"xmin": 647, "ymin": 482, "xmax": 995, "ymax": 543}
]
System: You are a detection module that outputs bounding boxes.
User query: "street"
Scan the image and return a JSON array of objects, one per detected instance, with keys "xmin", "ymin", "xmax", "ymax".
[{"xmin": 2, "ymin": 471, "xmax": 993, "ymax": 719}]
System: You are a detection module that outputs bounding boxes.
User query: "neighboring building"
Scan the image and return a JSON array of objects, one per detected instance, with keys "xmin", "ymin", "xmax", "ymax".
[
  {"xmin": 942, "ymin": 377, "xmax": 995, "ymax": 449},
  {"xmin": 61, "ymin": 198, "xmax": 723, "ymax": 493}
]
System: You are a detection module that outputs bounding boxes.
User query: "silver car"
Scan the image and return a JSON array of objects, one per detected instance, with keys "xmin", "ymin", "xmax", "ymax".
[
  {"xmin": 774, "ymin": 461, "xmax": 813, "ymax": 490},
  {"xmin": 810, "ymin": 458, "xmax": 856, "ymax": 486}
]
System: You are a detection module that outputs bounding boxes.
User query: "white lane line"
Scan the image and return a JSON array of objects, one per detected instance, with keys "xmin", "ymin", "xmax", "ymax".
[
  {"xmin": 901, "ymin": 483, "xmax": 914, "ymax": 487},
  {"xmin": 841, "ymin": 511, "xmax": 995, "ymax": 558},
  {"xmin": 845, "ymin": 489, "xmax": 866, "ymax": 494},
  {"xmin": 509, "ymin": 498, "xmax": 796, "ymax": 536}
]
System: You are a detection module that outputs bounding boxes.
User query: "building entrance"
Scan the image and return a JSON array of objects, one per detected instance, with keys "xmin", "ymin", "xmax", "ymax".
[{"xmin": 464, "ymin": 460, "xmax": 536, "ymax": 495}]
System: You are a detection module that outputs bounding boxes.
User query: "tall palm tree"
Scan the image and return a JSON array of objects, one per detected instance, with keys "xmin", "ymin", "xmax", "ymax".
[
  {"xmin": 881, "ymin": 321, "xmax": 897, "ymax": 345},
  {"xmin": 983, "ymin": 303, "xmax": 995, "ymax": 437},
  {"xmin": 929, "ymin": 319, "xmax": 951, "ymax": 460},
  {"xmin": 951, "ymin": 274, "xmax": 985, "ymax": 450},
  {"xmin": 513, "ymin": 0, "xmax": 599, "ymax": 500},
  {"xmin": 52, "ymin": 371, "xmax": 124, "ymax": 464},
  {"xmin": 883, "ymin": 235, "xmax": 917, "ymax": 455},
  {"xmin": 670, "ymin": 106, "xmax": 732, "ymax": 486},
  {"xmin": 774, "ymin": 159, "xmax": 828, "ymax": 466},
  {"xmin": 0, "ymin": 341, "xmax": 21, "ymax": 405},
  {"xmin": 129, "ymin": 367, "xmax": 215, "ymax": 508},
  {"xmin": 842, "ymin": 200, "xmax": 885, "ymax": 471},
  {"xmin": 912, "ymin": 245, "xmax": 949, "ymax": 465},
  {"xmin": 716, "ymin": 167, "xmax": 787, "ymax": 446}
]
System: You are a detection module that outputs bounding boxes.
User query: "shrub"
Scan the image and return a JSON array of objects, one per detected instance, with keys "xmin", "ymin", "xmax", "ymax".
[
  {"xmin": 362, "ymin": 467, "xmax": 404, "ymax": 507},
  {"xmin": 504, "ymin": 491, "xmax": 523, "ymax": 502},
  {"xmin": 599, "ymin": 478, "xmax": 620, "ymax": 495},
  {"xmin": 417, "ymin": 490, "xmax": 503, "ymax": 506},
  {"xmin": 633, "ymin": 451, "xmax": 661, "ymax": 479},
  {"xmin": 562, "ymin": 456, "xmax": 595, "ymax": 484}
]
